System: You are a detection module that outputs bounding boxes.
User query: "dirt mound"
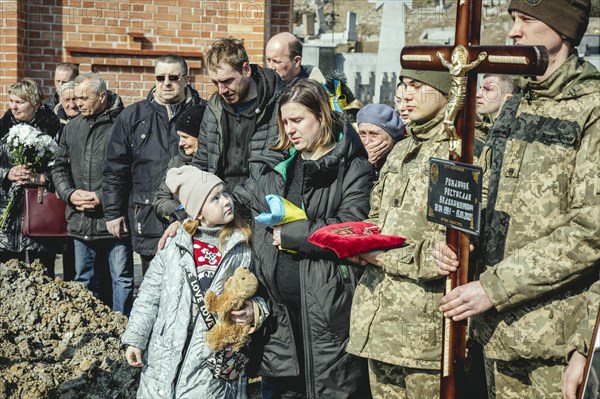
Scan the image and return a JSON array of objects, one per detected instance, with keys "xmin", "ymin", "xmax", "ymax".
[{"xmin": 0, "ymin": 259, "xmax": 139, "ymax": 399}]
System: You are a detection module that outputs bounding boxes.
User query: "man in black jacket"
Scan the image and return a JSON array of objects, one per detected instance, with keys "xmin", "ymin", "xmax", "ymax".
[
  {"xmin": 53, "ymin": 73, "xmax": 134, "ymax": 315},
  {"xmin": 103, "ymin": 54, "xmax": 203, "ymax": 273},
  {"xmin": 193, "ymin": 38, "xmax": 284, "ymax": 212},
  {"xmin": 157, "ymin": 40, "xmax": 283, "ymax": 251}
]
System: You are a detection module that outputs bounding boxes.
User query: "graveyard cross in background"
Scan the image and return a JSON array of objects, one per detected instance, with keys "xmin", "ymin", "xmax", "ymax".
[{"xmin": 400, "ymin": 1, "xmax": 548, "ymax": 398}]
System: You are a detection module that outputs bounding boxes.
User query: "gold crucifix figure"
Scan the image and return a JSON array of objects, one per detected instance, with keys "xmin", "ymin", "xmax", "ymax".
[{"xmin": 436, "ymin": 45, "xmax": 487, "ymax": 152}]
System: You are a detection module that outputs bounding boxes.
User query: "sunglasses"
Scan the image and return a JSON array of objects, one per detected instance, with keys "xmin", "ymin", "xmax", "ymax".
[{"xmin": 155, "ymin": 74, "xmax": 186, "ymax": 82}]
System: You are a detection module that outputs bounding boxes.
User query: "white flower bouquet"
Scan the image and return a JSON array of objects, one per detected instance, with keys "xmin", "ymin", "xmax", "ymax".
[
  {"xmin": 5, "ymin": 124, "xmax": 58, "ymax": 171},
  {"xmin": 0, "ymin": 124, "xmax": 58, "ymax": 229}
]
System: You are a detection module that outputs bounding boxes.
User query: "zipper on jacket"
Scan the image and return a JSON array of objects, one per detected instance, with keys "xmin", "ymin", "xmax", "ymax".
[
  {"xmin": 172, "ymin": 236, "xmax": 248, "ymax": 393},
  {"xmin": 172, "ymin": 247, "xmax": 194, "ymax": 395},
  {"xmin": 86, "ymin": 123, "xmax": 95, "ymax": 236},
  {"xmin": 172, "ymin": 243, "xmax": 220, "ymax": 396},
  {"xmin": 83, "ymin": 116, "xmax": 110, "ymax": 237},
  {"xmin": 299, "ymin": 267, "xmax": 316, "ymax": 398},
  {"xmin": 524, "ymin": 85, "xmax": 534, "ymax": 104},
  {"xmin": 173, "ymin": 308, "xmax": 195, "ymax": 397}
]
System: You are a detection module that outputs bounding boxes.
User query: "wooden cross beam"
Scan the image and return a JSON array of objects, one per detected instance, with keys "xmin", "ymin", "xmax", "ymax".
[
  {"xmin": 400, "ymin": 2, "xmax": 548, "ymax": 399},
  {"xmin": 402, "ymin": 44, "xmax": 548, "ymax": 75}
]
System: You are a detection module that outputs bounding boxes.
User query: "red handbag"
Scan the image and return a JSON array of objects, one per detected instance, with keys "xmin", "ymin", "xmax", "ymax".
[{"xmin": 22, "ymin": 187, "xmax": 68, "ymax": 237}]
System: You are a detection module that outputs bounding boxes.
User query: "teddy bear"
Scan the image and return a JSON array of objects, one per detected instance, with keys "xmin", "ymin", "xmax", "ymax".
[{"xmin": 204, "ymin": 267, "xmax": 259, "ymax": 353}]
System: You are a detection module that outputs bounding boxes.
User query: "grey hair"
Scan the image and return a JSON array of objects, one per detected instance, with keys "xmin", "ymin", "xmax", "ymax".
[
  {"xmin": 74, "ymin": 73, "xmax": 107, "ymax": 95},
  {"xmin": 60, "ymin": 81, "xmax": 76, "ymax": 94}
]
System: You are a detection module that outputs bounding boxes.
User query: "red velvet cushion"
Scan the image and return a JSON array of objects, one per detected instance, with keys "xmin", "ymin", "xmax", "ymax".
[{"xmin": 308, "ymin": 221, "xmax": 406, "ymax": 258}]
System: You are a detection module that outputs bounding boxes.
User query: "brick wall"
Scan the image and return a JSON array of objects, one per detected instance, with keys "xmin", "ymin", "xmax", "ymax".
[
  {"xmin": 0, "ymin": 0, "xmax": 292, "ymax": 107},
  {"xmin": 0, "ymin": 1, "xmax": 27, "ymax": 85}
]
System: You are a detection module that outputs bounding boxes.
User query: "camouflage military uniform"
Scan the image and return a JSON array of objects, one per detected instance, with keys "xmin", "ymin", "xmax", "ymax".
[
  {"xmin": 473, "ymin": 54, "xmax": 600, "ymax": 398},
  {"xmin": 347, "ymin": 114, "xmax": 449, "ymax": 398},
  {"xmin": 367, "ymin": 359, "xmax": 439, "ymax": 399}
]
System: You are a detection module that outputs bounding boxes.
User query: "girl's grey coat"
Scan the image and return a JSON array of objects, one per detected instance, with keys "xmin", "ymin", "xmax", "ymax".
[{"xmin": 122, "ymin": 228, "xmax": 263, "ymax": 399}]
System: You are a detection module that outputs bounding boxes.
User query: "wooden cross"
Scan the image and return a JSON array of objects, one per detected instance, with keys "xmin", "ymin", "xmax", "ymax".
[{"xmin": 400, "ymin": 2, "xmax": 548, "ymax": 399}]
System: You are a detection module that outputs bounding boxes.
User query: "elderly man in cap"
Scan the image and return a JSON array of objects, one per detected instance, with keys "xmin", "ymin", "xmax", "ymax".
[
  {"xmin": 55, "ymin": 81, "xmax": 80, "ymax": 127},
  {"xmin": 356, "ymin": 103, "xmax": 405, "ymax": 173},
  {"xmin": 434, "ymin": 0, "xmax": 600, "ymax": 397}
]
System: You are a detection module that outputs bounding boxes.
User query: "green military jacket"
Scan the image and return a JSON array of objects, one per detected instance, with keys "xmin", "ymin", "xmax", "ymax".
[
  {"xmin": 473, "ymin": 54, "xmax": 600, "ymax": 361},
  {"xmin": 347, "ymin": 114, "xmax": 449, "ymax": 370}
]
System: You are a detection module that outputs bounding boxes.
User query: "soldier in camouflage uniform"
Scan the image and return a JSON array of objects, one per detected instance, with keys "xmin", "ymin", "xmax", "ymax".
[
  {"xmin": 435, "ymin": 1, "xmax": 600, "ymax": 398},
  {"xmin": 346, "ymin": 69, "xmax": 453, "ymax": 399}
]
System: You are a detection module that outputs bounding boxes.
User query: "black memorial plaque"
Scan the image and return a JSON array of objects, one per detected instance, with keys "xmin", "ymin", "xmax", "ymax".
[{"xmin": 427, "ymin": 157, "xmax": 483, "ymax": 235}]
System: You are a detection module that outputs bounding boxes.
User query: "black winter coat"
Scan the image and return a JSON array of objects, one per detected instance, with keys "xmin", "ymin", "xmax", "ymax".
[
  {"xmin": 0, "ymin": 104, "xmax": 61, "ymax": 140},
  {"xmin": 152, "ymin": 146, "xmax": 192, "ymax": 224},
  {"xmin": 193, "ymin": 65, "xmax": 283, "ymax": 210},
  {"xmin": 0, "ymin": 104, "xmax": 61, "ymax": 253},
  {"xmin": 251, "ymin": 121, "xmax": 375, "ymax": 399},
  {"xmin": 52, "ymin": 92, "xmax": 124, "ymax": 240},
  {"xmin": 102, "ymin": 87, "xmax": 203, "ymax": 256}
]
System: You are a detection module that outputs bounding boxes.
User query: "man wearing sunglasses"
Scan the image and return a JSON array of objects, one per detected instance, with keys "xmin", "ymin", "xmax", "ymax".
[
  {"xmin": 103, "ymin": 54, "xmax": 204, "ymax": 274},
  {"xmin": 157, "ymin": 38, "xmax": 284, "ymax": 252}
]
